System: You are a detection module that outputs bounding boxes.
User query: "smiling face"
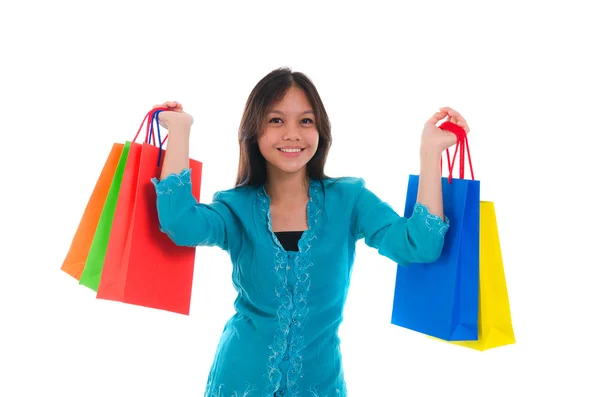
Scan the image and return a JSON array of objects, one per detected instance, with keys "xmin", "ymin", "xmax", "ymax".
[{"xmin": 257, "ymin": 86, "xmax": 320, "ymax": 177}]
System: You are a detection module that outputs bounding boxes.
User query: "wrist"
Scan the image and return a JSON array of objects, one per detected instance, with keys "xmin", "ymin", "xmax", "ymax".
[
  {"xmin": 420, "ymin": 144, "xmax": 442, "ymax": 160},
  {"xmin": 167, "ymin": 122, "xmax": 192, "ymax": 136}
]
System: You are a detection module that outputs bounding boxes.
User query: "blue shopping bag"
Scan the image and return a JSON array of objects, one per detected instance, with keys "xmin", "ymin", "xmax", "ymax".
[
  {"xmin": 391, "ymin": 121, "xmax": 480, "ymax": 341},
  {"xmin": 391, "ymin": 175, "xmax": 480, "ymax": 341}
]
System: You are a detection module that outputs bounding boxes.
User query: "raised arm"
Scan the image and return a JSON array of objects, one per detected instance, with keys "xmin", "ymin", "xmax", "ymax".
[
  {"xmin": 150, "ymin": 102, "xmax": 230, "ymax": 250},
  {"xmin": 352, "ymin": 180, "xmax": 449, "ymax": 266},
  {"xmin": 155, "ymin": 101, "xmax": 194, "ymax": 179},
  {"xmin": 352, "ymin": 107, "xmax": 471, "ymax": 266}
]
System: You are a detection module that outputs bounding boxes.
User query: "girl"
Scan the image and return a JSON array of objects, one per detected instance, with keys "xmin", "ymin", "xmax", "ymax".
[{"xmin": 151, "ymin": 67, "xmax": 470, "ymax": 397}]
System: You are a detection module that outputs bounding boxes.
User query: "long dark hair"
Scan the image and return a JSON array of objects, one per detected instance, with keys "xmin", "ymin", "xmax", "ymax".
[{"xmin": 235, "ymin": 67, "xmax": 332, "ymax": 188}]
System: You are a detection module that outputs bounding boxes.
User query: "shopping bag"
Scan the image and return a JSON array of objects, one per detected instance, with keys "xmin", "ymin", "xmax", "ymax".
[
  {"xmin": 391, "ymin": 121, "xmax": 480, "ymax": 341},
  {"xmin": 79, "ymin": 141, "xmax": 132, "ymax": 291},
  {"xmin": 444, "ymin": 201, "xmax": 516, "ymax": 351},
  {"xmin": 61, "ymin": 143, "xmax": 124, "ymax": 280},
  {"xmin": 96, "ymin": 109, "xmax": 202, "ymax": 315}
]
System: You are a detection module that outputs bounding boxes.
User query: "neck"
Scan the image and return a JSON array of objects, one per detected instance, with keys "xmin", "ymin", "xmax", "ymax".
[{"xmin": 264, "ymin": 167, "xmax": 310, "ymax": 203}]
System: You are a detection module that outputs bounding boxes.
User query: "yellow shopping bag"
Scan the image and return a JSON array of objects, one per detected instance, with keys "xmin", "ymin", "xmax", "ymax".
[{"xmin": 432, "ymin": 201, "xmax": 516, "ymax": 351}]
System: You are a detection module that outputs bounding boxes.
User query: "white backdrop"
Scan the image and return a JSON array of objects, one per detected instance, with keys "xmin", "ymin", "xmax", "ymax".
[{"xmin": 1, "ymin": 1, "xmax": 599, "ymax": 396}]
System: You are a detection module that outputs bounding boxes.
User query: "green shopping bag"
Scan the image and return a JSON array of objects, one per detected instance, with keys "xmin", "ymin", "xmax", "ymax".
[{"xmin": 79, "ymin": 141, "xmax": 132, "ymax": 291}]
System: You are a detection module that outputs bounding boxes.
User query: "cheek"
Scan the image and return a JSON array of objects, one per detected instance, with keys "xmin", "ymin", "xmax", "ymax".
[
  {"xmin": 257, "ymin": 132, "xmax": 273, "ymax": 154},
  {"xmin": 307, "ymin": 131, "xmax": 320, "ymax": 151},
  {"xmin": 257, "ymin": 137, "xmax": 266, "ymax": 154}
]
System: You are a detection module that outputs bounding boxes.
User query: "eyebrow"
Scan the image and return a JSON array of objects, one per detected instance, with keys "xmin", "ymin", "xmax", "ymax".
[{"xmin": 270, "ymin": 110, "xmax": 315, "ymax": 115}]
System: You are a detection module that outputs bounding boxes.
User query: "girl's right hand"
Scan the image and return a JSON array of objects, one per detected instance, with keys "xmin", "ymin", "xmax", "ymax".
[{"xmin": 153, "ymin": 101, "xmax": 194, "ymax": 130}]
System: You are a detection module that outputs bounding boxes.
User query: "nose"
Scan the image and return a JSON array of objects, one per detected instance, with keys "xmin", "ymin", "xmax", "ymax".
[{"xmin": 282, "ymin": 125, "xmax": 301, "ymax": 141}]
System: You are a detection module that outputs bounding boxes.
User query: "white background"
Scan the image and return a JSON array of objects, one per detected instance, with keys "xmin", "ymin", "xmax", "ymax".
[{"xmin": 1, "ymin": 0, "xmax": 599, "ymax": 396}]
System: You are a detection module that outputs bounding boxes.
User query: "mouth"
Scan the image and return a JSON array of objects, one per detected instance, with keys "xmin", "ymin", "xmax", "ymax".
[{"xmin": 277, "ymin": 148, "xmax": 305, "ymax": 153}]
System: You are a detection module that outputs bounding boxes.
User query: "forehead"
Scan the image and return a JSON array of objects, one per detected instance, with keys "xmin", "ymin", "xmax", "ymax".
[{"xmin": 269, "ymin": 87, "xmax": 313, "ymax": 114}]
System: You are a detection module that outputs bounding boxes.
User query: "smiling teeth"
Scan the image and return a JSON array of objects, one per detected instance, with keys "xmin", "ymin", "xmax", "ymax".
[{"xmin": 281, "ymin": 148, "xmax": 302, "ymax": 153}]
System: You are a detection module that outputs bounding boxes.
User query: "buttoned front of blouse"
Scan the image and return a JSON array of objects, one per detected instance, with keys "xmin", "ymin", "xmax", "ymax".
[{"xmin": 152, "ymin": 169, "xmax": 450, "ymax": 397}]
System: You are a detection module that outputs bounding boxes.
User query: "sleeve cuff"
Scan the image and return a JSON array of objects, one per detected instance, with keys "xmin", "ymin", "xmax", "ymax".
[
  {"xmin": 412, "ymin": 202, "xmax": 450, "ymax": 236},
  {"xmin": 151, "ymin": 168, "xmax": 192, "ymax": 196}
]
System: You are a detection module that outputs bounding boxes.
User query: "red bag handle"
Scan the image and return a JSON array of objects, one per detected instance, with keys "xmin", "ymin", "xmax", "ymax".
[
  {"xmin": 132, "ymin": 107, "xmax": 171, "ymax": 145},
  {"xmin": 438, "ymin": 121, "xmax": 474, "ymax": 183},
  {"xmin": 129, "ymin": 108, "xmax": 171, "ymax": 167}
]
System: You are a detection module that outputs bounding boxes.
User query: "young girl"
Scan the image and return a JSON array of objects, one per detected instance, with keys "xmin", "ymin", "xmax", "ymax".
[{"xmin": 151, "ymin": 67, "xmax": 470, "ymax": 397}]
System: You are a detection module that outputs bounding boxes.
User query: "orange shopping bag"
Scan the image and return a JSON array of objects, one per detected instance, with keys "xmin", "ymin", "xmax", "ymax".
[{"xmin": 61, "ymin": 143, "xmax": 125, "ymax": 280}]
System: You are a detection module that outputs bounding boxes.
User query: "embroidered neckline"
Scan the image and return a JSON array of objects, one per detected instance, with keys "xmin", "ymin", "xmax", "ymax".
[{"xmin": 256, "ymin": 179, "xmax": 322, "ymax": 397}]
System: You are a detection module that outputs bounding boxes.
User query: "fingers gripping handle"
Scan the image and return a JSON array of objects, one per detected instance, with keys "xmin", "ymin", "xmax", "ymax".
[{"xmin": 438, "ymin": 121, "xmax": 474, "ymax": 182}]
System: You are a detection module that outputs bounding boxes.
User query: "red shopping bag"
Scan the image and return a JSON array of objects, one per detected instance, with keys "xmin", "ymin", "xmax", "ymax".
[{"xmin": 96, "ymin": 109, "xmax": 202, "ymax": 315}]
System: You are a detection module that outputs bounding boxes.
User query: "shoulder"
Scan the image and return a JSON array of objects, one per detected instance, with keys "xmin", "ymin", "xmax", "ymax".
[
  {"xmin": 318, "ymin": 176, "xmax": 368, "ymax": 212},
  {"xmin": 203, "ymin": 185, "xmax": 260, "ymax": 228},
  {"xmin": 212, "ymin": 184, "xmax": 259, "ymax": 204},
  {"xmin": 321, "ymin": 176, "xmax": 390, "ymax": 212},
  {"xmin": 320, "ymin": 176, "xmax": 366, "ymax": 195}
]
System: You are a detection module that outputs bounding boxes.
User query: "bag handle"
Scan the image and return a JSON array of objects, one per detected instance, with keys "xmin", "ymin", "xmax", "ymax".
[
  {"xmin": 130, "ymin": 108, "xmax": 171, "ymax": 167},
  {"xmin": 150, "ymin": 109, "xmax": 167, "ymax": 166},
  {"xmin": 149, "ymin": 110, "xmax": 169, "ymax": 146},
  {"xmin": 132, "ymin": 107, "xmax": 169, "ymax": 144},
  {"xmin": 438, "ymin": 121, "xmax": 474, "ymax": 183}
]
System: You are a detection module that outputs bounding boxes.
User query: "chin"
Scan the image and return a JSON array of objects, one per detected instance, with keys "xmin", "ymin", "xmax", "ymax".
[{"xmin": 272, "ymin": 162, "xmax": 309, "ymax": 175}]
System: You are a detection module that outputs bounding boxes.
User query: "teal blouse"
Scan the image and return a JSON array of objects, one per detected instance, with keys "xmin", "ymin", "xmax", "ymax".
[{"xmin": 152, "ymin": 168, "xmax": 450, "ymax": 397}]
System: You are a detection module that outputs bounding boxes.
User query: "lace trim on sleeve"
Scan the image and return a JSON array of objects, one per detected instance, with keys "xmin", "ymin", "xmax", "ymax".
[{"xmin": 151, "ymin": 168, "xmax": 192, "ymax": 196}]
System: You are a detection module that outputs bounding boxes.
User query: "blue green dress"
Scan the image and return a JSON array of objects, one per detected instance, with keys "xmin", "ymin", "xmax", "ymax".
[{"xmin": 152, "ymin": 168, "xmax": 449, "ymax": 397}]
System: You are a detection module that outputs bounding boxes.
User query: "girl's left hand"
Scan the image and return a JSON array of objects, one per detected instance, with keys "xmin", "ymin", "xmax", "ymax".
[{"xmin": 421, "ymin": 106, "xmax": 470, "ymax": 154}]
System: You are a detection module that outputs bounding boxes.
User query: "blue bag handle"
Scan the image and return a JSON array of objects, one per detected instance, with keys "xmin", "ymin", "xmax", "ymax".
[{"xmin": 151, "ymin": 109, "xmax": 165, "ymax": 167}]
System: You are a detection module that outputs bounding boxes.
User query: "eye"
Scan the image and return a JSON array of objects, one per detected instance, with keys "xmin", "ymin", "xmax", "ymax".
[
  {"xmin": 301, "ymin": 118, "xmax": 314, "ymax": 124},
  {"xmin": 269, "ymin": 117, "xmax": 283, "ymax": 124}
]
